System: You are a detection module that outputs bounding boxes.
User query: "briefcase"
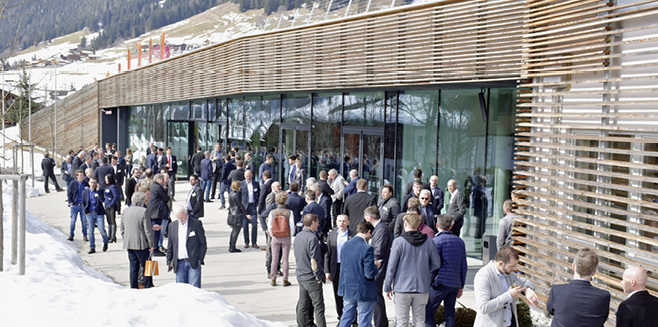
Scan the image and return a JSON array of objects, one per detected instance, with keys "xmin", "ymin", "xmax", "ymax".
[{"xmin": 145, "ymin": 255, "xmax": 159, "ymax": 277}]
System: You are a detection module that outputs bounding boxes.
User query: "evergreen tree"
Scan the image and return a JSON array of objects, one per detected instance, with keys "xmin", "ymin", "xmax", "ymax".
[{"xmin": 6, "ymin": 65, "xmax": 43, "ymax": 124}]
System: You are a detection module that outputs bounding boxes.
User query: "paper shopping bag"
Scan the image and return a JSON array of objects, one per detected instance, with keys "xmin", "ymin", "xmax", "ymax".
[{"xmin": 145, "ymin": 258, "xmax": 159, "ymax": 277}]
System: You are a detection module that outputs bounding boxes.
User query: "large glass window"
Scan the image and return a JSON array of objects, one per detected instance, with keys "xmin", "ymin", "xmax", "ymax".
[
  {"xmin": 344, "ymin": 91, "xmax": 385, "ymax": 127},
  {"xmin": 262, "ymin": 95, "xmax": 281, "ymax": 180},
  {"xmin": 244, "ymin": 97, "xmax": 263, "ymax": 156},
  {"xmin": 190, "ymin": 100, "xmax": 206, "ymax": 120},
  {"xmin": 313, "ymin": 93, "xmax": 342, "ymax": 180},
  {"xmin": 171, "ymin": 102, "xmax": 189, "ymax": 120},
  {"xmin": 397, "ymin": 90, "xmax": 439, "ymax": 202},
  {"xmin": 282, "ymin": 93, "xmax": 311, "ymax": 124},
  {"xmin": 228, "ymin": 98, "xmax": 245, "ymax": 149}
]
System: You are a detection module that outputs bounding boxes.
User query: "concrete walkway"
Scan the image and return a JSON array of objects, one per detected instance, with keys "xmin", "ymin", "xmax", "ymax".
[{"xmin": 26, "ymin": 180, "xmax": 480, "ymax": 326}]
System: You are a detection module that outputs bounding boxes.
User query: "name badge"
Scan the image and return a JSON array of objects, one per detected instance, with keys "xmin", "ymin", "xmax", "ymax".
[{"xmin": 189, "ymin": 231, "xmax": 196, "ymax": 237}]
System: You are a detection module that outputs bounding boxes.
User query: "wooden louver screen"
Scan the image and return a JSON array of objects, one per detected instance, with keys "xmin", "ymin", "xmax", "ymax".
[{"xmin": 514, "ymin": 1, "xmax": 658, "ymax": 325}]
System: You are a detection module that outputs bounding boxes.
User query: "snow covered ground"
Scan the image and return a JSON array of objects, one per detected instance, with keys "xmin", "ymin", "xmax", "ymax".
[{"xmin": 0, "ymin": 183, "xmax": 286, "ymax": 327}]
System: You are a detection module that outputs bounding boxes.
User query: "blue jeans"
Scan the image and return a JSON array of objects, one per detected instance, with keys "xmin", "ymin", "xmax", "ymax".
[
  {"xmin": 425, "ymin": 285, "xmax": 459, "ymax": 327},
  {"xmin": 152, "ymin": 218, "xmax": 163, "ymax": 248},
  {"xmin": 86, "ymin": 213, "xmax": 108, "ymax": 249},
  {"xmin": 340, "ymin": 298, "xmax": 375, "ymax": 327},
  {"xmin": 158, "ymin": 219, "xmax": 170, "ymax": 248},
  {"xmin": 69, "ymin": 205, "xmax": 87, "ymax": 237},
  {"xmin": 242, "ymin": 204, "xmax": 258, "ymax": 245},
  {"xmin": 175, "ymin": 259, "xmax": 201, "ymax": 288},
  {"xmin": 219, "ymin": 183, "xmax": 230, "ymax": 206},
  {"xmin": 202, "ymin": 179, "xmax": 212, "ymax": 201}
]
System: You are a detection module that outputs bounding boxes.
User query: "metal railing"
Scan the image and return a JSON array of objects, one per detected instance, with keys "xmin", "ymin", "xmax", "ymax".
[{"xmin": 0, "ymin": 175, "xmax": 28, "ymax": 275}]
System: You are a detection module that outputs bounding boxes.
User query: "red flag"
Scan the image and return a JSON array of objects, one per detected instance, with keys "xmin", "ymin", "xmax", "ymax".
[
  {"xmin": 161, "ymin": 32, "xmax": 165, "ymax": 61},
  {"xmin": 149, "ymin": 38, "xmax": 153, "ymax": 64},
  {"xmin": 118, "ymin": 63, "xmax": 121, "ymax": 73},
  {"xmin": 127, "ymin": 48, "xmax": 131, "ymax": 70},
  {"xmin": 137, "ymin": 43, "xmax": 142, "ymax": 67}
]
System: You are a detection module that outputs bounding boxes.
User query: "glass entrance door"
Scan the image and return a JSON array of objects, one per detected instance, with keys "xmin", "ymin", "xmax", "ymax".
[
  {"xmin": 281, "ymin": 124, "xmax": 311, "ymax": 186},
  {"xmin": 342, "ymin": 127, "xmax": 384, "ymax": 196},
  {"xmin": 167, "ymin": 121, "xmax": 191, "ymax": 179}
]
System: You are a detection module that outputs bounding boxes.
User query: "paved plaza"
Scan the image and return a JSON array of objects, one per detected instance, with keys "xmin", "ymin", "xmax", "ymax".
[{"xmin": 26, "ymin": 180, "xmax": 481, "ymax": 326}]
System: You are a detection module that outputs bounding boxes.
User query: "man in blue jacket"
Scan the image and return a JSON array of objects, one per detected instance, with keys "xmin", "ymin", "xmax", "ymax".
[
  {"xmin": 338, "ymin": 221, "xmax": 381, "ymax": 327},
  {"xmin": 425, "ymin": 214, "xmax": 467, "ymax": 327},
  {"xmin": 241, "ymin": 170, "xmax": 260, "ymax": 248},
  {"xmin": 200, "ymin": 151, "xmax": 214, "ymax": 202},
  {"xmin": 286, "ymin": 182, "xmax": 307, "ymax": 235},
  {"xmin": 83, "ymin": 178, "xmax": 109, "ymax": 254},
  {"xmin": 302, "ymin": 190, "xmax": 326, "ymax": 238}
]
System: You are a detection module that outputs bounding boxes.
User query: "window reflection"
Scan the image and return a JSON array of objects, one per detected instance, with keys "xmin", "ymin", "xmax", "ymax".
[
  {"xmin": 228, "ymin": 98, "xmax": 245, "ymax": 148},
  {"xmin": 344, "ymin": 91, "xmax": 385, "ymax": 127},
  {"xmin": 283, "ymin": 94, "xmax": 311, "ymax": 124},
  {"xmin": 312, "ymin": 93, "xmax": 342, "ymax": 180}
]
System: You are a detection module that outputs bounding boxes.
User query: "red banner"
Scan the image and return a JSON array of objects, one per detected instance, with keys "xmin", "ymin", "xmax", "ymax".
[
  {"xmin": 127, "ymin": 49, "xmax": 131, "ymax": 70},
  {"xmin": 161, "ymin": 32, "xmax": 165, "ymax": 60},
  {"xmin": 137, "ymin": 43, "xmax": 142, "ymax": 67},
  {"xmin": 149, "ymin": 38, "xmax": 153, "ymax": 64}
]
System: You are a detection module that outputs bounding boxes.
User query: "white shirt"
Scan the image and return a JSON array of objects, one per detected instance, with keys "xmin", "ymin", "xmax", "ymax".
[
  {"xmin": 336, "ymin": 229, "xmax": 349, "ymax": 264},
  {"xmin": 186, "ymin": 187, "xmax": 195, "ymax": 211},
  {"xmin": 450, "ymin": 189, "xmax": 458, "ymax": 203},
  {"xmin": 247, "ymin": 180, "xmax": 255, "ymax": 203},
  {"xmin": 177, "ymin": 220, "xmax": 189, "ymax": 260}
]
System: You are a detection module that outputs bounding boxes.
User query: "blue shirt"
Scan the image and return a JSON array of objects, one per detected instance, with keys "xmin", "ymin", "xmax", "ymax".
[
  {"xmin": 89, "ymin": 190, "xmax": 98, "ymax": 212},
  {"xmin": 76, "ymin": 181, "xmax": 85, "ymax": 204}
]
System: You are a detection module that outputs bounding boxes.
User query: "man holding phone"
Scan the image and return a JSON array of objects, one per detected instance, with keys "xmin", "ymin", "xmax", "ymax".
[{"xmin": 473, "ymin": 246, "xmax": 538, "ymax": 327}]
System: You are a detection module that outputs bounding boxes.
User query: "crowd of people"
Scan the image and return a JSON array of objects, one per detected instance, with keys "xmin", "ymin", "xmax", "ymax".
[{"xmin": 44, "ymin": 142, "xmax": 657, "ymax": 327}]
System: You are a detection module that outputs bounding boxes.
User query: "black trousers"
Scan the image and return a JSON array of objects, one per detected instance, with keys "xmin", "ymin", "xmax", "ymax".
[
  {"xmin": 127, "ymin": 249, "xmax": 151, "ymax": 289},
  {"xmin": 44, "ymin": 172, "xmax": 61, "ymax": 191},
  {"xmin": 229, "ymin": 223, "xmax": 241, "ymax": 250},
  {"xmin": 374, "ymin": 277, "xmax": 387, "ymax": 327},
  {"xmin": 210, "ymin": 168, "xmax": 221, "ymax": 197},
  {"xmin": 331, "ymin": 263, "xmax": 344, "ymax": 318}
]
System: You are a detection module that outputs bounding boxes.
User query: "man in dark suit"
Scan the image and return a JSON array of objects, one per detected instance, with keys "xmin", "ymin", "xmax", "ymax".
[
  {"xmin": 145, "ymin": 150, "xmax": 157, "ymax": 170},
  {"xmin": 338, "ymin": 221, "xmax": 380, "ymax": 327},
  {"xmin": 61, "ymin": 155, "xmax": 74, "ymax": 187},
  {"xmin": 302, "ymin": 190, "xmax": 325, "ymax": 237},
  {"xmin": 343, "ymin": 169, "xmax": 359, "ymax": 198},
  {"xmin": 258, "ymin": 170, "xmax": 274, "ymax": 242},
  {"xmin": 286, "ymin": 182, "xmax": 306, "ymax": 236},
  {"xmin": 190, "ymin": 146, "xmax": 204, "ymax": 177},
  {"xmin": 324, "ymin": 214, "xmax": 354, "ymax": 322},
  {"xmin": 166, "ymin": 205, "xmax": 207, "ymax": 288},
  {"xmin": 210, "ymin": 143, "xmax": 224, "ymax": 199},
  {"xmin": 124, "ymin": 168, "xmax": 140, "ymax": 206},
  {"xmin": 90, "ymin": 152, "xmax": 101, "ymax": 173},
  {"xmin": 429, "ymin": 175, "xmax": 445, "ymax": 214},
  {"xmin": 617, "ymin": 266, "xmax": 658, "ymax": 327},
  {"xmin": 164, "ymin": 147, "xmax": 178, "ymax": 197},
  {"xmin": 291, "ymin": 157, "xmax": 305, "ymax": 193},
  {"xmin": 41, "ymin": 152, "xmax": 63, "ymax": 193},
  {"xmin": 186, "ymin": 175, "xmax": 204, "ymax": 220},
  {"xmin": 404, "ymin": 169, "xmax": 430, "ymax": 197},
  {"xmin": 317, "ymin": 170, "xmax": 335, "ymax": 198},
  {"xmin": 343, "ymin": 179, "xmax": 377, "ymax": 234},
  {"xmin": 200, "ymin": 151, "xmax": 214, "ymax": 202},
  {"xmin": 314, "ymin": 184, "xmax": 333, "ymax": 236},
  {"xmin": 71, "ymin": 151, "xmax": 84, "ymax": 173},
  {"xmin": 79, "ymin": 155, "xmax": 92, "ymax": 172},
  {"xmin": 218, "ymin": 155, "xmax": 235, "ymax": 209},
  {"xmin": 547, "ymin": 247, "xmax": 610, "ymax": 327},
  {"xmin": 228, "ymin": 160, "xmax": 246, "ymax": 185},
  {"xmin": 365, "ymin": 206, "xmax": 392, "ymax": 327},
  {"xmin": 378, "ymin": 184, "xmax": 400, "ymax": 230},
  {"xmin": 446, "ymin": 179, "xmax": 466, "ymax": 237},
  {"xmin": 241, "ymin": 169, "xmax": 261, "ymax": 248},
  {"xmin": 94, "ymin": 156, "xmax": 115, "ymax": 191}
]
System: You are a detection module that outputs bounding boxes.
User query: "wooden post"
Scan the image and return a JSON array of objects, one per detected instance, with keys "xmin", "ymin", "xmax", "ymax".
[{"xmin": 18, "ymin": 176, "xmax": 25, "ymax": 275}]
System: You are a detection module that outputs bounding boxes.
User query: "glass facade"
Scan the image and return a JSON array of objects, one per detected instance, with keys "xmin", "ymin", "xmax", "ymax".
[{"xmin": 122, "ymin": 86, "xmax": 517, "ymax": 259}]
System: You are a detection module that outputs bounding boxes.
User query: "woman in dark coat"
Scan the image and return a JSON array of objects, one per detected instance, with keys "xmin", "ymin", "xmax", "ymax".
[{"xmin": 228, "ymin": 180, "xmax": 247, "ymax": 252}]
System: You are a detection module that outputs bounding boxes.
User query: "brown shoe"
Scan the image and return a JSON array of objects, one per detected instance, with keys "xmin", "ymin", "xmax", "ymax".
[
  {"xmin": 244, "ymin": 244, "xmax": 250, "ymax": 248},
  {"xmin": 283, "ymin": 280, "xmax": 291, "ymax": 287},
  {"xmin": 252, "ymin": 244, "xmax": 260, "ymax": 249},
  {"xmin": 138, "ymin": 283, "xmax": 145, "ymax": 289}
]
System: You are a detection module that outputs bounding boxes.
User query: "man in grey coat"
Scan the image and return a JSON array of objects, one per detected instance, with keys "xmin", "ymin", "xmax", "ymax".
[
  {"xmin": 446, "ymin": 179, "xmax": 466, "ymax": 237},
  {"xmin": 120, "ymin": 192, "xmax": 154, "ymax": 289},
  {"xmin": 496, "ymin": 200, "xmax": 518, "ymax": 250},
  {"xmin": 473, "ymin": 246, "xmax": 538, "ymax": 327}
]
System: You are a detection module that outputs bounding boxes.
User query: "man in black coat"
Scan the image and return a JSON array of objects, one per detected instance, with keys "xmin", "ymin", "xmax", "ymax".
[
  {"xmin": 429, "ymin": 175, "xmax": 445, "ymax": 214},
  {"xmin": 616, "ymin": 266, "xmax": 658, "ymax": 327},
  {"xmin": 317, "ymin": 170, "xmax": 335, "ymax": 197},
  {"xmin": 227, "ymin": 160, "xmax": 246, "ymax": 185},
  {"xmin": 378, "ymin": 184, "xmax": 400, "ymax": 230},
  {"xmin": 186, "ymin": 175, "xmax": 205, "ymax": 220},
  {"xmin": 166, "ymin": 205, "xmax": 207, "ymax": 288},
  {"xmin": 343, "ymin": 179, "xmax": 377, "ymax": 234},
  {"xmin": 61, "ymin": 155, "xmax": 74, "ymax": 187},
  {"xmin": 324, "ymin": 214, "xmax": 354, "ymax": 321},
  {"xmin": 302, "ymin": 190, "xmax": 325, "ymax": 237},
  {"xmin": 163, "ymin": 147, "xmax": 178, "ymax": 197},
  {"xmin": 313, "ymin": 184, "xmax": 332, "ymax": 236},
  {"xmin": 241, "ymin": 169, "xmax": 260, "ymax": 248},
  {"xmin": 286, "ymin": 182, "xmax": 306, "ymax": 235},
  {"xmin": 41, "ymin": 152, "xmax": 62, "ymax": 192},
  {"xmin": 244, "ymin": 152, "xmax": 258, "ymax": 178},
  {"xmin": 401, "ymin": 181, "xmax": 422, "ymax": 212}
]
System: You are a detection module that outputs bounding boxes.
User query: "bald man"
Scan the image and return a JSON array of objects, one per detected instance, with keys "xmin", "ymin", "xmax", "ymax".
[{"xmin": 616, "ymin": 266, "xmax": 658, "ymax": 327}]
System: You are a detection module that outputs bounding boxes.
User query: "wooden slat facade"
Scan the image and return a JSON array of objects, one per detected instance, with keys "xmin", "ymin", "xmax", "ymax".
[
  {"xmin": 515, "ymin": 0, "xmax": 658, "ymax": 325},
  {"xmin": 96, "ymin": 0, "xmax": 526, "ymax": 108}
]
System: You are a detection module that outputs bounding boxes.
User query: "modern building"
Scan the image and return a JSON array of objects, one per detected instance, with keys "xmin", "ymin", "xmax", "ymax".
[{"xmin": 23, "ymin": 0, "xmax": 658, "ymax": 323}]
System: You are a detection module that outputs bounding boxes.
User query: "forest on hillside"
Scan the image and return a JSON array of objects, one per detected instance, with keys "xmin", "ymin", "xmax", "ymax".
[{"xmin": 0, "ymin": 0, "xmax": 312, "ymax": 59}]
